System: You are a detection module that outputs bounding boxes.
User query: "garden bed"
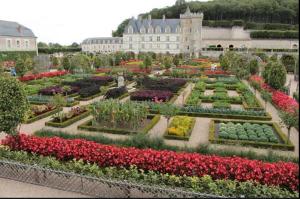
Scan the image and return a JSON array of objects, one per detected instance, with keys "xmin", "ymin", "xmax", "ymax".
[
  {"xmin": 25, "ymin": 108, "xmax": 63, "ymax": 124},
  {"xmin": 45, "ymin": 110, "xmax": 91, "ymax": 128},
  {"xmin": 78, "ymin": 114, "xmax": 160, "ymax": 135},
  {"xmin": 164, "ymin": 116, "xmax": 196, "ymax": 141},
  {"xmin": 209, "ymin": 119, "xmax": 294, "ymax": 150}
]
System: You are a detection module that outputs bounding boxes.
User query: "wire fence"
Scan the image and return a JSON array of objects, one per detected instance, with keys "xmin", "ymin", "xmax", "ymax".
[{"xmin": 0, "ymin": 160, "xmax": 224, "ymax": 198}]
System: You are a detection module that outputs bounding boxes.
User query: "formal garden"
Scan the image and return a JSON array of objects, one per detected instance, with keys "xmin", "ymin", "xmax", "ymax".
[{"xmin": 0, "ymin": 51, "xmax": 299, "ymax": 198}]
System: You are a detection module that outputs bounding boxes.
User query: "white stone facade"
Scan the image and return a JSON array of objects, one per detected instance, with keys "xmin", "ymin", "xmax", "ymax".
[
  {"xmin": 81, "ymin": 37, "xmax": 123, "ymax": 54},
  {"xmin": 82, "ymin": 8, "xmax": 299, "ymax": 55}
]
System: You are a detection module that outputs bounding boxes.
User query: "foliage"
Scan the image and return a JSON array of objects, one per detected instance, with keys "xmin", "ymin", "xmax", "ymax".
[
  {"xmin": 130, "ymin": 90, "xmax": 173, "ymax": 102},
  {"xmin": 49, "ymin": 94, "xmax": 67, "ymax": 123},
  {"xmin": 167, "ymin": 116, "xmax": 194, "ymax": 137},
  {"xmin": 250, "ymin": 30, "xmax": 299, "ymax": 39},
  {"xmin": 218, "ymin": 122, "xmax": 279, "ymax": 143},
  {"xmin": 279, "ymin": 110, "xmax": 299, "ymax": 143},
  {"xmin": 267, "ymin": 61, "xmax": 287, "ymax": 90},
  {"xmin": 261, "ymin": 90, "xmax": 273, "ymax": 110},
  {"xmin": 105, "ymin": 86, "xmax": 128, "ymax": 99},
  {"xmin": 91, "ymin": 100, "xmax": 148, "ymax": 129},
  {"xmin": 0, "ymin": 148, "xmax": 298, "ymax": 198},
  {"xmin": 138, "ymin": 77, "xmax": 186, "ymax": 93},
  {"xmin": 0, "ymin": 76, "xmax": 29, "ymax": 135},
  {"xmin": 249, "ymin": 59, "xmax": 259, "ymax": 75},
  {"xmin": 2, "ymin": 134, "xmax": 299, "ymax": 191},
  {"xmin": 281, "ymin": 54, "xmax": 296, "ymax": 73},
  {"xmin": 52, "ymin": 106, "xmax": 87, "ymax": 123},
  {"xmin": 213, "ymin": 101, "xmax": 231, "ymax": 109},
  {"xmin": 143, "ymin": 55, "xmax": 152, "ymax": 69},
  {"xmin": 79, "ymin": 85, "xmax": 100, "ymax": 98},
  {"xmin": 163, "ymin": 56, "xmax": 173, "ymax": 69}
]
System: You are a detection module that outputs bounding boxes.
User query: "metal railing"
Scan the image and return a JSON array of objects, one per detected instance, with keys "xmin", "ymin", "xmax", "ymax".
[{"xmin": 0, "ymin": 160, "xmax": 223, "ymax": 198}]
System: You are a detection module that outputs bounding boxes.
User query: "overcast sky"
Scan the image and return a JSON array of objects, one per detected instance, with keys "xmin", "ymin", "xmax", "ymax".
[{"xmin": 0, "ymin": 0, "xmax": 205, "ymax": 45}]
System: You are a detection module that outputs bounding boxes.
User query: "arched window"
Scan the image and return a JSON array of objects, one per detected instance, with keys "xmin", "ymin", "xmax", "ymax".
[
  {"xmin": 292, "ymin": 44, "xmax": 298, "ymax": 49},
  {"xmin": 155, "ymin": 26, "xmax": 161, "ymax": 33},
  {"xmin": 229, "ymin": 44, "xmax": 234, "ymax": 48},
  {"xmin": 217, "ymin": 44, "xmax": 222, "ymax": 48}
]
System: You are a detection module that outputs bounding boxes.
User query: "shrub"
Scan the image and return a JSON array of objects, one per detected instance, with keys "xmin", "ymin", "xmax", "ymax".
[
  {"xmin": 79, "ymin": 85, "xmax": 100, "ymax": 98},
  {"xmin": 130, "ymin": 90, "xmax": 173, "ymax": 102},
  {"xmin": 105, "ymin": 86, "xmax": 127, "ymax": 99}
]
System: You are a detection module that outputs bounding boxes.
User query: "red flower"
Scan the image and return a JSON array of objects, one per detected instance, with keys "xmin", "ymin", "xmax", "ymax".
[{"xmin": 2, "ymin": 134, "xmax": 299, "ymax": 191}]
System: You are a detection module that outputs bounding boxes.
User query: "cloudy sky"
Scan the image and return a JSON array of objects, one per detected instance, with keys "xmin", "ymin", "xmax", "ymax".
[{"xmin": 0, "ymin": 0, "xmax": 201, "ymax": 45}]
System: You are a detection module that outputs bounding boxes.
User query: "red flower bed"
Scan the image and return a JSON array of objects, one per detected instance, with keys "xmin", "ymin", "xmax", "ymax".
[
  {"xmin": 19, "ymin": 71, "xmax": 68, "ymax": 82},
  {"xmin": 249, "ymin": 75, "xmax": 299, "ymax": 114},
  {"xmin": 130, "ymin": 90, "xmax": 173, "ymax": 102},
  {"xmin": 2, "ymin": 134, "xmax": 298, "ymax": 191},
  {"xmin": 204, "ymin": 70, "xmax": 230, "ymax": 76}
]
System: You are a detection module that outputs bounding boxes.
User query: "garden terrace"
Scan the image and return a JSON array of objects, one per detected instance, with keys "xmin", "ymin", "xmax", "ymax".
[{"xmin": 209, "ymin": 119, "xmax": 295, "ymax": 150}]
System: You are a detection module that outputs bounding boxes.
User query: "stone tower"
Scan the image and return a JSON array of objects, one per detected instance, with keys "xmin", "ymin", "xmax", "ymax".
[{"xmin": 180, "ymin": 6, "xmax": 204, "ymax": 57}]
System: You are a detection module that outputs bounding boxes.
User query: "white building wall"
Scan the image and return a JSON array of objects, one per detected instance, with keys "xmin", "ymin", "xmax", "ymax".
[{"xmin": 0, "ymin": 36, "xmax": 37, "ymax": 52}]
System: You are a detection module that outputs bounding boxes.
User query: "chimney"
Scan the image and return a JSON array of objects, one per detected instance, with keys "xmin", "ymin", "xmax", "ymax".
[
  {"xmin": 162, "ymin": 15, "xmax": 166, "ymax": 21},
  {"xmin": 148, "ymin": 14, "xmax": 152, "ymax": 21}
]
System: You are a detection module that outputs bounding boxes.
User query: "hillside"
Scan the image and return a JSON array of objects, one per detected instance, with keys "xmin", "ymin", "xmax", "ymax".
[{"xmin": 112, "ymin": 0, "xmax": 299, "ymax": 37}]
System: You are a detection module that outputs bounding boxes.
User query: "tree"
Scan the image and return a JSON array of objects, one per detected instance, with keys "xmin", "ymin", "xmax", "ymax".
[
  {"xmin": 70, "ymin": 42, "xmax": 80, "ymax": 48},
  {"xmin": 268, "ymin": 61, "xmax": 287, "ymax": 90},
  {"xmin": 0, "ymin": 76, "xmax": 29, "ymax": 135},
  {"xmin": 163, "ymin": 56, "xmax": 172, "ymax": 70},
  {"xmin": 279, "ymin": 110, "xmax": 298, "ymax": 144},
  {"xmin": 15, "ymin": 57, "xmax": 27, "ymax": 77},
  {"xmin": 24, "ymin": 57, "xmax": 34, "ymax": 72},
  {"xmin": 70, "ymin": 54, "xmax": 91, "ymax": 73},
  {"xmin": 173, "ymin": 55, "xmax": 180, "ymax": 67},
  {"xmin": 143, "ymin": 55, "xmax": 152, "ymax": 69},
  {"xmin": 50, "ymin": 94, "xmax": 67, "ymax": 123},
  {"xmin": 37, "ymin": 42, "xmax": 48, "ymax": 48},
  {"xmin": 62, "ymin": 56, "xmax": 71, "ymax": 71},
  {"xmin": 281, "ymin": 54, "xmax": 295, "ymax": 73},
  {"xmin": 51, "ymin": 56, "xmax": 59, "ymax": 66},
  {"xmin": 158, "ymin": 104, "xmax": 180, "ymax": 127},
  {"xmin": 261, "ymin": 90, "xmax": 272, "ymax": 111},
  {"xmin": 249, "ymin": 59, "xmax": 259, "ymax": 75}
]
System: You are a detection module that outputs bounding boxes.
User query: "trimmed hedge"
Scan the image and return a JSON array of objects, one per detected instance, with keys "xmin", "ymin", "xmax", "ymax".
[
  {"xmin": 45, "ymin": 111, "xmax": 91, "ymax": 128},
  {"xmin": 24, "ymin": 108, "xmax": 62, "ymax": 124},
  {"xmin": 163, "ymin": 117, "xmax": 196, "ymax": 141},
  {"xmin": 250, "ymin": 30, "xmax": 299, "ymax": 39},
  {"xmin": 78, "ymin": 115, "xmax": 160, "ymax": 135},
  {"xmin": 209, "ymin": 119, "xmax": 295, "ymax": 151}
]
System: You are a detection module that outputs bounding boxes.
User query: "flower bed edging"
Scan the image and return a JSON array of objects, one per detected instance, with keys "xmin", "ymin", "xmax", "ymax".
[
  {"xmin": 78, "ymin": 115, "xmax": 160, "ymax": 135},
  {"xmin": 45, "ymin": 111, "xmax": 91, "ymax": 128},
  {"xmin": 24, "ymin": 108, "xmax": 63, "ymax": 124}
]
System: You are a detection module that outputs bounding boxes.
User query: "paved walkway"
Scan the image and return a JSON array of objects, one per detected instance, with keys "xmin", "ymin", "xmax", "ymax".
[{"xmin": 0, "ymin": 178, "xmax": 89, "ymax": 198}]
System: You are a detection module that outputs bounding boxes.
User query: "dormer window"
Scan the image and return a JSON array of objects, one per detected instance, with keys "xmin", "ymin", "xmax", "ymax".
[
  {"xmin": 155, "ymin": 26, "xmax": 161, "ymax": 34},
  {"xmin": 148, "ymin": 26, "xmax": 153, "ymax": 34},
  {"xmin": 16, "ymin": 40, "xmax": 20, "ymax": 48},
  {"xmin": 128, "ymin": 26, "xmax": 134, "ymax": 34},
  {"xmin": 140, "ymin": 26, "xmax": 146, "ymax": 34},
  {"xmin": 165, "ymin": 26, "xmax": 171, "ymax": 33}
]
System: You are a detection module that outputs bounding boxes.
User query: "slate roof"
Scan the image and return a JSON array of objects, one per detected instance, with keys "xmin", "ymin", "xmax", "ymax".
[
  {"xmin": 0, "ymin": 20, "xmax": 36, "ymax": 37},
  {"xmin": 82, "ymin": 37, "xmax": 123, "ymax": 45},
  {"xmin": 124, "ymin": 18, "xmax": 180, "ymax": 34}
]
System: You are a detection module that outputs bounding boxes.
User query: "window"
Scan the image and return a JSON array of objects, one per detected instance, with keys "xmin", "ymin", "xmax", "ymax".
[
  {"xmin": 166, "ymin": 44, "xmax": 170, "ymax": 49},
  {"xmin": 25, "ymin": 40, "xmax": 29, "ymax": 48},
  {"xmin": 155, "ymin": 26, "xmax": 161, "ymax": 33},
  {"xmin": 7, "ymin": 40, "xmax": 11, "ymax": 48},
  {"xmin": 149, "ymin": 36, "xmax": 152, "ymax": 42},
  {"xmin": 165, "ymin": 26, "xmax": 171, "ymax": 33},
  {"xmin": 140, "ymin": 26, "xmax": 146, "ymax": 34},
  {"xmin": 16, "ymin": 40, "xmax": 20, "ymax": 48},
  {"xmin": 148, "ymin": 26, "xmax": 153, "ymax": 34},
  {"xmin": 190, "ymin": 28, "xmax": 192, "ymax": 33},
  {"xmin": 185, "ymin": 37, "xmax": 188, "ymax": 42},
  {"xmin": 128, "ymin": 26, "xmax": 134, "ymax": 34},
  {"xmin": 141, "ymin": 36, "xmax": 145, "ymax": 42},
  {"xmin": 142, "ymin": 44, "xmax": 145, "ymax": 49},
  {"xmin": 176, "ymin": 36, "xmax": 180, "ymax": 41},
  {"xmin": 157, "ymin": 44, "xmax": 160, "ymax": 49},
  {"xmin": 177, "ymin": 44, "xmax": 179, "ymax": 49},
  {"xmin": 157, "ymin": 36, "xmax": 160, "ymax": 42},
  {"xmin": 129, "ymin": 37, "xmax": 132, "ymax": 42},
  {"xmin": 166, "ymin": 36, "xmax": 170, "ymax": 42}
]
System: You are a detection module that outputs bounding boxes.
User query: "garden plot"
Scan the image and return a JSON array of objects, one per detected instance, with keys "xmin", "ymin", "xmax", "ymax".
[{"xmin": 209, "ymin": 119, "xmax": 294, "ymax": 150}]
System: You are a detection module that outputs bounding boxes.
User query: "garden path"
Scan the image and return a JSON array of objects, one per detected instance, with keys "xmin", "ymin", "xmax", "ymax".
[
  {"xmin": 173, "ymin": 83, "xmax": 194, "ymax": 106},
  {"xmin": 0, "ymin": 178, "xmax": 88, "ymax": 198}
]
